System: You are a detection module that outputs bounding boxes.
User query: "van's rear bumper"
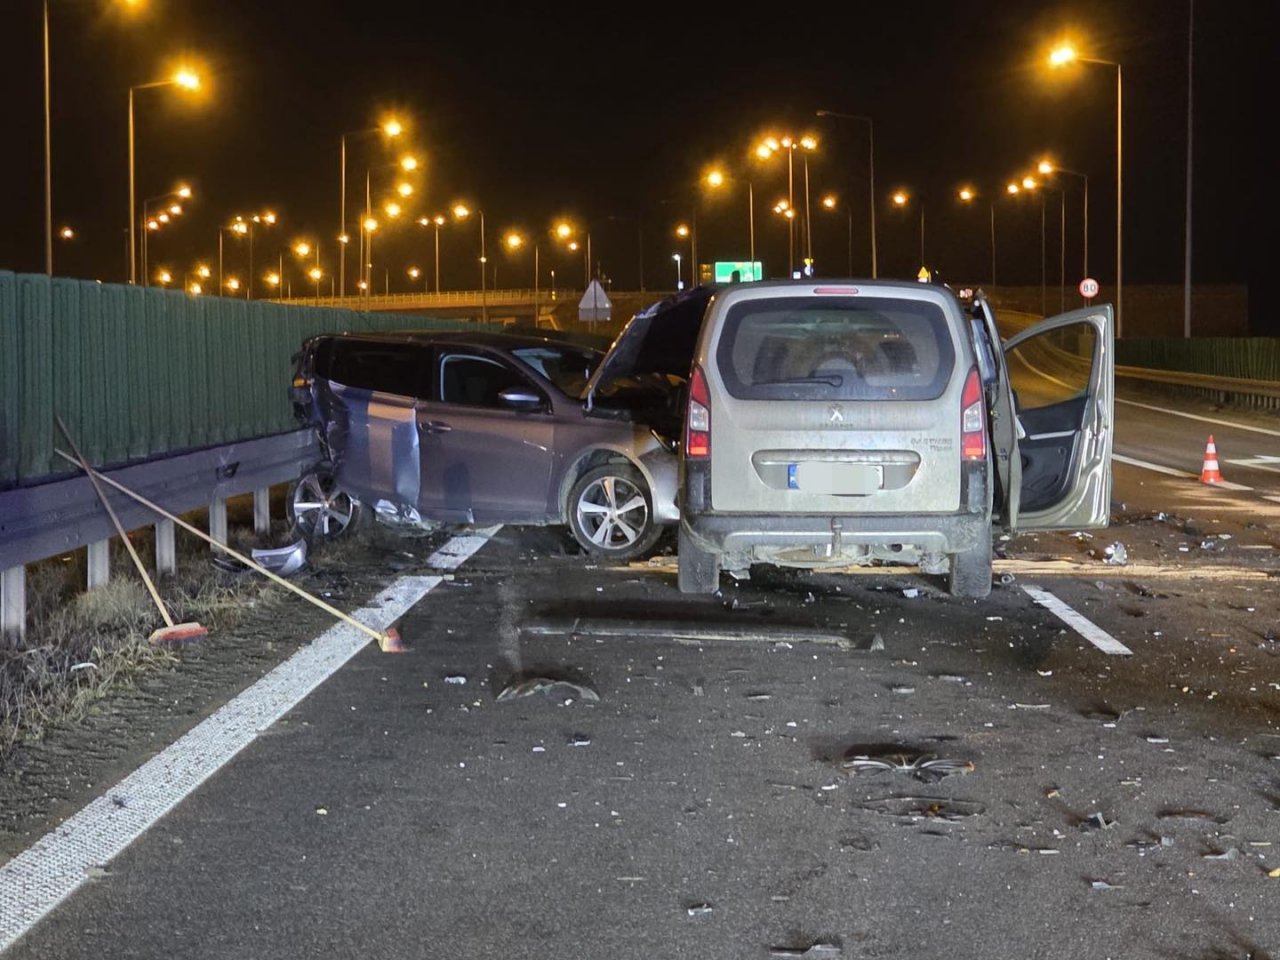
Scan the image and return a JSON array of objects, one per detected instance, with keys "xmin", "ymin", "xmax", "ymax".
[{"xmin": 680, "ymin": 461, "xmax": 990, "ymax": 562}]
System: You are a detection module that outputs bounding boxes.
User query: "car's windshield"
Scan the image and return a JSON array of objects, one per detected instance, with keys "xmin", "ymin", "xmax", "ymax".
[{"xmin": 511, "ymin": 345, "xmax": 602, "ymax": 397}]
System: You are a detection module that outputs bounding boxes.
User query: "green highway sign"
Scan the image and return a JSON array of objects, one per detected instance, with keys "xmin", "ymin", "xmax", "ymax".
[{"xmin": 713, "ymin": 261, "xmax": 763, "ymax": 283}]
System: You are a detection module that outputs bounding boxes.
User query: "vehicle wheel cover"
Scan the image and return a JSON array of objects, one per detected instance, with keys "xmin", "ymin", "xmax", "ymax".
[
  {"xmin": 292, "ymin": 474, "xmax": 356, "ymax": 538},
  {"xmin": 575, "ymin": 475, "xmax": 649, "ymax": 550}
]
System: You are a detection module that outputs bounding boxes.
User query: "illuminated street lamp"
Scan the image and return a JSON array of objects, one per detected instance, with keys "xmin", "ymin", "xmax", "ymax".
[
  {"xmin": 58, "ymin": 225, "xmax": 74, "ymax": 240},
  {"xmin": 957, "ymin": 185, "xmax": 996, "ymax": 288},
  {"xmin": 339, "ymin": 116, "xmax": 404, "ymax": 296},
  {"xmin": 400, "ymin": 155, "xmax": 419, "ymax": 172},
  {"xmin": 757, "ymin": 132, "xmax": 817, "ymax": 275},
  {"xmin": 188, "ymin": 281, "xmax": 202, "ymax": 296},
  {"xmin": 891, "ymin": 190, "xmax": 925, "ymax": 269},
  {"xmin": 453, "ymin": 203, "xmax": 488, "ymax": 321},
  {"xmin": 816, "ymin": 109, "xmax": 877, "ymax": 277},
  {"xmin": 706, "ymin": 168, "xmax": 752, "ymax": 272},
  {"xmin": 141, "ymin": 183, "xmax": 193, "ymax": 287},
  {"xmin": 128, "ymin": 66, "xmax": 201, "ymax": 283},
  {"xmin": 156, "ymin": 269, "xmax": 171, "ymax": 286},
  {"xmin": 1049, "ymin": 41, "xmax": 1122, "ymax": 333},
  {"xmin": 225, "ymin": 276, "xmax": 240, "ymax": 293},
  {"xmin": 820, "ymin": 193, "xmax": 853, "ymax": 276},
  {"xmin": 1038, "ymin": 156, "xmax": 1089, "ymax": 288},
  {"xmin": 418, "ymin": 214, "xmax": 448, "ymax": 293}
]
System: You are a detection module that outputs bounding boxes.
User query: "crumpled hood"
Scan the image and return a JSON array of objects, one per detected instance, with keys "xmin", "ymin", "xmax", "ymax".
[{"xmin": 584, "ymin": 285, "xmax": 718, "ymax": 407}]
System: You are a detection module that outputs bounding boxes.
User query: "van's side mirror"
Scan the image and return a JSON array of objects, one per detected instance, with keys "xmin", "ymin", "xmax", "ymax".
[{"xmin": 498, "ymin": 387, "xmax": 544, "ymax": 411}]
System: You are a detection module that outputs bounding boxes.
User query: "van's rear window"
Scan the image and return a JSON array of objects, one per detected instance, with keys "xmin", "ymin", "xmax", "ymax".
[{"xmin": 714, "ymin": 296, "xmax": 956, "ymax": 401}]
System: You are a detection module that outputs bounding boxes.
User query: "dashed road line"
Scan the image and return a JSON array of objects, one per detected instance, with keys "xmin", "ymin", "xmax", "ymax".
[
  {"xmin": 1021, "ymin": 585, "xmax": 1133, "ymax": 656},
  {"xmin": 0, "ymin": 528, "xmax": 497, "ymax": 955}
]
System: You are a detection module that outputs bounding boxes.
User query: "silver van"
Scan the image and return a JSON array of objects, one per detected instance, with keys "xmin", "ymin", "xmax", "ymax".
[{"xmin": 677, "ymin": 280, "xmax": 1114, "ymax": 597}]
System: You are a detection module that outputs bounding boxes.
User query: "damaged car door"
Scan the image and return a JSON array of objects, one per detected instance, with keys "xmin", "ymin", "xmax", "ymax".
[
  {"xmin": 316, "ymin": 337, "xmax": 431, "ymax": 516},
  {"xmin": 416, "ymin": 347, "xmax": 557, "ymax": 523}
]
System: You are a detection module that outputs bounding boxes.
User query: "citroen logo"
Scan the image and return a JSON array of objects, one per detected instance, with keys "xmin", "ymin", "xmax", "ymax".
[{"xmin": 828, "ymin": 404, "xmax": 844, "ymax": 423}]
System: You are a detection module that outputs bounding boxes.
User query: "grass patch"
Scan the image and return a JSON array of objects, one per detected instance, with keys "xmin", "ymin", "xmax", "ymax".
[{"xmin": 0, "ymin": 519, "xmax": 291, "ymax": 765}]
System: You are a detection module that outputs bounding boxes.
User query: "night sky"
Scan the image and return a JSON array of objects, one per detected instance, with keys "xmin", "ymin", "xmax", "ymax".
[{"xmin": 1, "ymin": 0, "xmax": 1272, "ymax": 331}]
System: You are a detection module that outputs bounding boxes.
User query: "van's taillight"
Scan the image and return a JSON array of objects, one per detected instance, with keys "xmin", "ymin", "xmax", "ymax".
[
  {"xmin": 961, "ymin": 367, "xmax": 986, "ymax": 461},
  {"xmin": 686, "ymin": 364, "xmax": 711, "ymax": 459}
]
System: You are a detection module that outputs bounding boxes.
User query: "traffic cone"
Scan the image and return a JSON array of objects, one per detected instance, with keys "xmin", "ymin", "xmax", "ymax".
[{"xmin": 1199, "ymin": 435, "xmax": 1223, "ymax": 485}]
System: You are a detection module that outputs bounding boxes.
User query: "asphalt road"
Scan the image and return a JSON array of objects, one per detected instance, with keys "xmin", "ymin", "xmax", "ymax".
[{"xmin": 1, "ymin": 376, "xmax": 1278, "ymax": 959}]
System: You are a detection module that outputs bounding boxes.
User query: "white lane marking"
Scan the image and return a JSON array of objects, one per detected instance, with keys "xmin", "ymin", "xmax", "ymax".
[
  {"xmin": 1112, "ymin": 453, "xmax": 1254, "ymax": 491},
  {"xmin": 1022, "ymin": 585, "xmax": 1133, "ymax": 656},
  {"xmin": 1266, "ymin": 495, "xmax": 1280, "ymax": 505},
  {"xmin": 1116, "ymin": 398, "xmax": 1280, "ymax": 438},
  {"xmin": 1224, "ymin": 457, "xmax": 1280, "ymax": 475},
  {"xmin": 0, "ymin": 529, "xmax": 497, "ymax": 954}
]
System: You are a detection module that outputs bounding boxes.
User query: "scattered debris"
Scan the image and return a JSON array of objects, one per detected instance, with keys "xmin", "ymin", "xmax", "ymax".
[
  {"xmin": 686, "ymin": 903, "xmax": 714, "ymax": 917},
  {"xmin": 1202, "ymin": 847, "xmax": 1238, "ymax": 861},
  {"xmin": 843, "ymin": 752, "xmax": 974, "ymax": 781},
  {"xmin": 250, "ymin": 538, "xmax": 308, "ymax": 577},
  {"xmin": 1145, "ymin": 735, "xmax": 1170, "ymax": 744},
  {"xmin": 890, "ymin": 685, "xmax": 916, "ymax": 695},
  {"xmin": 1101, "ymin": 543, "xmax": 1128, "ymax": 565},
  {"xmin": 769, "ymin": 942, "xmax": 842, "ymax": 959},
  {"xmin": 1269, "ymin": 867, "xmax": 1280, "ymax": 879},
  {"xmin": 444, "ymin": 675, "xmax": 468, "ymax": 685},
  {"xmin": 1127, "ymin": 836, "xmax": 1174, "ymax": 855},
  {"xmin": 1158, "ymin": 808, "xmax": 1228, "ymax": 824},
  {"xmin": 868, "ymin": 633, "xmax": 885, "ymax": 652},
  {"xmin": 569, "ymin": 733, "xmax": 592, "ymax": 747},
  {"xmin": 69, "ymin": 662, "xmax": 98, "ymax": 673},
  {"xmin": 1089, "ymin": 879, "xmax": 1121, "ymax": 891},
  {"xmin": 902, "ymin": 588, "xmax": 920, "ymax": 599},
  {"xmin": 496, "ymin": 676, "xmax": 600, "ymax": 703},
  {"xmin": 1081, "ymin": 812, "xmax": 1117, "ymax": 832},
  {"xmin": 856, "ymin": 796, "xmax": 985, "ymax": 820},
  {"xmin": 315, "ymin": 807, "xmax": 328, "ymax": 816},
  {"xmin": 1011, "ymin": 703, "xmax": 1051, "ymax": 711}
]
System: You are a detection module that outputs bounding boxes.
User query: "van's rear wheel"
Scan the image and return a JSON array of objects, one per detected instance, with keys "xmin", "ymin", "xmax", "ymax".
[
  {"xmin": 948, "ymin": 536, "xmax": 993, "ymax": 598},
  {"xmin": 677, "ymin": 526, "xmax": 721, "ymax": 594},
  {"xmin": 287, "ymin": 467, "xmax": 364, "ymax": 541}
]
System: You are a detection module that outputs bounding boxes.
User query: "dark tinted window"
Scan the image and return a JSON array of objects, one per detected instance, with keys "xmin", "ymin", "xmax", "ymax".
[
  {"xmin": 714, "ymin": 296, "xmax": 957, "ymax": 401},
  {"xmin": 511, "ymin": 345, "xmax": 600, "ymax": 397},
  {"xmin": 440, "ymin": 354, "xmax": 542, "ymax": 408},
  {"xmin": 315, "ymin": 338, "xmax": 427, "ymax": 398}
]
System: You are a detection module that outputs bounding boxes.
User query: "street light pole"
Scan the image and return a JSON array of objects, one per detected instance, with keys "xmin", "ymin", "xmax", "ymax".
[
  {"xmin": 479, "ymin": 210, "xmax": 487, "ymax": 323},
  {"xmin": 43, "ymin": 0, "xmax": 53, "ymax": 275},
  {"xmin": 1183, "ymin": 0, "xmax": 1195, "ymax": 338},
  {"xmin": 816, "ymin": 109, "xmax": 877, "ymax": 277},
  {"xmin": 748, "ymin": 181, "xmax": 755, "ymax": 271}
]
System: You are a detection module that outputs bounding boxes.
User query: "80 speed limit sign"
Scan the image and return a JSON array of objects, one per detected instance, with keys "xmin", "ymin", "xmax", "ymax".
[{"xmin": 1078, "ymin": 277, "xmax": 1099, "ymax": 299}]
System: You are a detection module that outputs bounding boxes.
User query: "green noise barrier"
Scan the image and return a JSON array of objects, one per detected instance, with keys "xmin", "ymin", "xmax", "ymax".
[{"xmin": 0, "ymin": 271, "xmax": 503, "ymax": 488}]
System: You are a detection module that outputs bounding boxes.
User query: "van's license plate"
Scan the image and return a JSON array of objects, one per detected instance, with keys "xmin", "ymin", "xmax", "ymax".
[{"xmin": 788, "ymin": 462, "xmax": 883, "ymax": 494}]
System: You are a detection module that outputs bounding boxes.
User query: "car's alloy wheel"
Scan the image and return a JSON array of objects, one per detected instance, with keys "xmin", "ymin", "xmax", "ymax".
[
  {"xmin": 569, "ymin": 464, "xmax": 663, "ymax": 562},
  {"xmin": 287, "ymin": 468, "xmax": 363, "ymax": 540}
]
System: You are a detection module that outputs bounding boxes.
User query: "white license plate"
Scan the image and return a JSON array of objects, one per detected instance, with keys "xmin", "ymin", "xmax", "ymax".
[{"xmin": 788, "ymin": 462, "xmax": 883, "ymax": 494}]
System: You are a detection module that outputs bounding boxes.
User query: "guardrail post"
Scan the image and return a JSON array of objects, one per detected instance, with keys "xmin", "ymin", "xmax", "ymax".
[
  {"xmin": 86, "ymin": 540, "xmax": 110, "ymax": 589},
  {"xmin": 253, "ymin": 487, "xmax": 271, "ymax": 536},
  {"xmin": 209, "ymin": 498, "xmax": 228, "ymax": 546},
  {"xmin": 155, "ymin": 519, "xmax": 176, "ymax": 577},
  {"xmin": 1, "ymin": 566, "xmax": 26, "ymax": 646}
]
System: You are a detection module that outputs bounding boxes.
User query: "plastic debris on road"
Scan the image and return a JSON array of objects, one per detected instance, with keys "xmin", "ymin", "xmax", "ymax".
[
  {"xmin": 842, "ymin": 750, "xmax": 974, "ymax": 782},
  {"xmin": 1102, "ymin": 543, "xmax": 1128, "ymax": 565},
  {"xmin": 496, "ymin": 676, "xmax": 601, "ymax": 703},
  {"xmin": 770, "ymin": 943, "xmax": 842, "ymax": 959},
  {"xmin": 686, "ymin": 903, "xmax": 714, "ymax": 917},
  {"xmin": 444, "ymin": 675, "xmax": 467, "ymax": 685}
]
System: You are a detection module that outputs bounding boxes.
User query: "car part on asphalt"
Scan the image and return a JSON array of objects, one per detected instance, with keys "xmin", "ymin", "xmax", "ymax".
[
  {"xmin": 52, "ymin": 450, "xmax": 403, "ymax": 653},
  {"xmin": 55, "ymin": 417, "xmax": 208, "ymax": 647},
  {"xmin": 250, "ymin": 539, "xmax": 308, "ymax": 577},
  {"xmin": 495, "ymin": 676, "xmax": 600, "ymax": 703}
]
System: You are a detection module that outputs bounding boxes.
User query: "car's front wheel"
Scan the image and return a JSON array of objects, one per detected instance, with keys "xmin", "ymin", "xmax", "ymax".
[
  {"xmin": 567, "ymin": 464, "xmax": 663, "ymax": 562},
  {"xmin": 287, "ymin": 467, "xmax": 364, "ymax": 541}
]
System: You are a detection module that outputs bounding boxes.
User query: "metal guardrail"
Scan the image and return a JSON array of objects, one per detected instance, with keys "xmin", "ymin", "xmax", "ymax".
[
  {"xmin": 1, "ymin": 430, "xmax": 320, "ymax": 643},
  {"xmin": 1115, "ymin": 364, "xmax": 1280, "ymax": 400}
]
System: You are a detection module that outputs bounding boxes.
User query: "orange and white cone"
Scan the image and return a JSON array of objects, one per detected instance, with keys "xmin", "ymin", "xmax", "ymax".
[{"xmin": 1199, "ymin": 435, "xmax": 1223, "ymax": 485}]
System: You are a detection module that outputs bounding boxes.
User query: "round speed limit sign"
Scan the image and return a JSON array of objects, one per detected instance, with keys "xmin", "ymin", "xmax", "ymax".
[{"xmin": 1078, "ymin": 277, "xmax": 1100, "ymax": 299}]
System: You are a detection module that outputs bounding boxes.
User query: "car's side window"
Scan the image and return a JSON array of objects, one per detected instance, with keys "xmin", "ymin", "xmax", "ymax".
[
  {"xmin": 322, "ymin": 340, "xmax": 428, "ymax": 399},
  {"xmin": 439, "ymin": 354, "xmax": 542, "ymax": 408}
]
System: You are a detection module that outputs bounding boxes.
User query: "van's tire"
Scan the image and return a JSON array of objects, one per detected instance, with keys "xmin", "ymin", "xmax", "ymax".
[
  {"xmin": 677, "ymin": 526, "xmax": 721, "ymax": 594},
  {"xmin": 948, "ymin": 537, "xmax": 993, "ymax": 598},
  {"xmin": 568, "ymin": 464, "xmax": 663, "ymax": 563},
  {"xmin": 287, "ymin": 466, "xmax": 365, "ymax": 541}
]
